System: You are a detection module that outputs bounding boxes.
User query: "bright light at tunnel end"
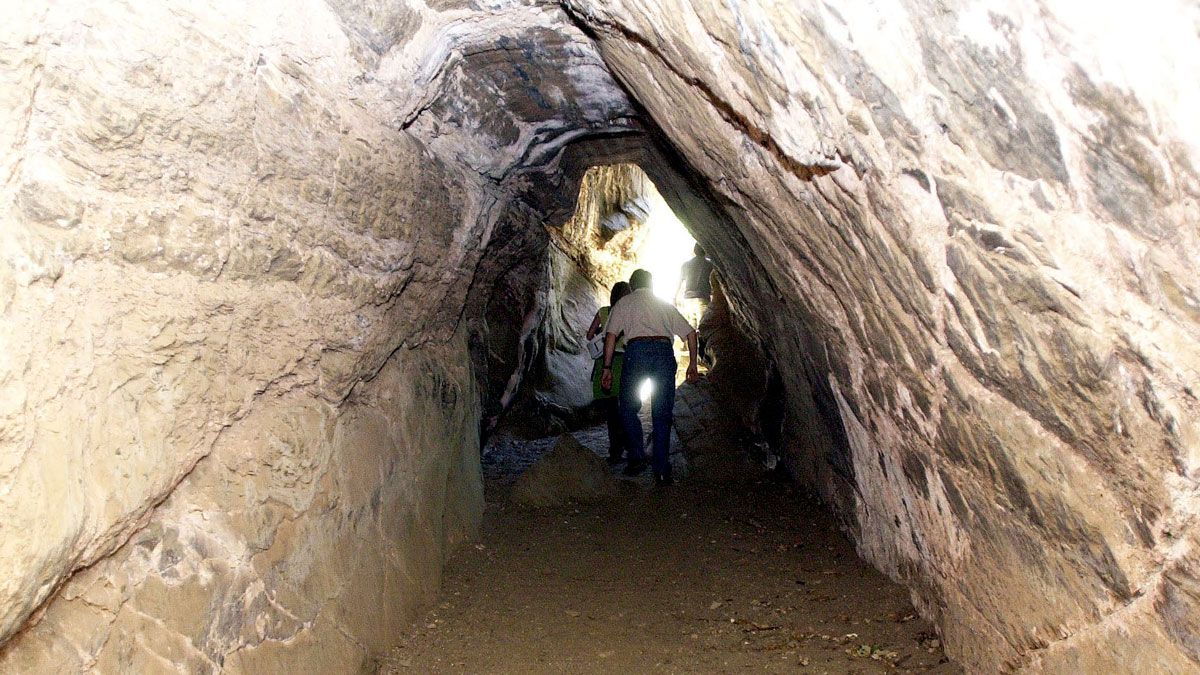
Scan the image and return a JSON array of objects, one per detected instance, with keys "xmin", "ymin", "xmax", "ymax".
[{"xmin": 640, "ymin": 199, "xmax": 695, "ymax": 300}]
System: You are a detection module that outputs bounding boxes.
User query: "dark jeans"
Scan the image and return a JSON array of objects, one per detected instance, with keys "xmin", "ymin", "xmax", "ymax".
[
  {"xmin": 618, "ymin": 341, "xmax": 676, "ymax": 479},
  {"xmin": 599, "ymin": 397, "xmax": 624, "ymax": 459}
]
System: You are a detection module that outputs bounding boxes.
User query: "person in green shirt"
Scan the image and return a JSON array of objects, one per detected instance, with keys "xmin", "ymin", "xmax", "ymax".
[{"xmin": 586, "ymin": 281, "xmax": 631, "ymax": 464}]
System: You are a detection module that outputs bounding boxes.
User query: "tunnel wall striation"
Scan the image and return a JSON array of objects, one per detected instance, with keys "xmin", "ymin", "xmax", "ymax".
[
  {"xmin": 4, "ymin": 0, "xmax": 1200, "ymax": 671},
  {"xmin": 0, "ymin": 0, "xmax": 636, "ymax": 669},
  {"xmin": 564, "ymin": 0, "xmax": 1200, "ymax": 671}
]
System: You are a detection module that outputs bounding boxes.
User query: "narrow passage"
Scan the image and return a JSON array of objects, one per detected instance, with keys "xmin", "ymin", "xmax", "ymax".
[{"xmin": 381, "ymin": 387, "xmax": 959, "ymax": 674}]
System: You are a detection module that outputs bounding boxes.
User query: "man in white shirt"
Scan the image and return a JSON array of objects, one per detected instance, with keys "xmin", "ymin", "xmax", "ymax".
[{"xmin": 600, "ymin": 269, "xmax": 700, "ymax": 485}]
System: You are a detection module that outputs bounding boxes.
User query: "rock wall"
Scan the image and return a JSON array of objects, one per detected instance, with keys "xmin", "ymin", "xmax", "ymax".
[
  {"xmin": 5, "ymin": 0, "xmax": 1200, "ymax": 671},
  {"xmin": 0, "ymin": 335, "xmax": 482, "ymax": 672},
  {"xmin": 564, "ymin": 0, "xmax": 1200, "ymax": 670},
  {"xmin": 552, "ymin": 163, "xmax": 656, "ymax": 291},
  {"xmin": 0, "ymin": 0, "xmax": 635, "ymax": 668}
]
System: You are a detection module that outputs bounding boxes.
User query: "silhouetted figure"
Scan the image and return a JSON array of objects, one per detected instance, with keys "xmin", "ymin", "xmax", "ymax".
[
  {"xmin": 586, "ymin": 281, "xmax": 632, "ymax": 465},
  {"xmin": 601, "ymin": 269, "xmax": 700, "ymax": 486},
  {"xmin": 676, "ymin": 243, "xmax": 714, "ymax": 362}
]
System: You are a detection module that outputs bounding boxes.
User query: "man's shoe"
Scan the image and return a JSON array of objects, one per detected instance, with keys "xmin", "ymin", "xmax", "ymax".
[
  {"xmin": 655, "ymin": 475, "xmax": 674, "ymax": 487},
  {"xmin": 622, "ymin": 460, "xmax": 647, "ymax": 476}
]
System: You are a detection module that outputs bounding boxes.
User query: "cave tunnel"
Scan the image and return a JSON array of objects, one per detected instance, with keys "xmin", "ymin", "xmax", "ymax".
[{"xmin": 2, "ymin": 1, "xmax": 1199, "ymax": 673}]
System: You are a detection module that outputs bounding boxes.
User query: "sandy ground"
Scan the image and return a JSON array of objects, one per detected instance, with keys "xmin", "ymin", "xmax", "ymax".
[{"xmin": 379, "ymin": 412, "xmax": 959, "ymax": 674}]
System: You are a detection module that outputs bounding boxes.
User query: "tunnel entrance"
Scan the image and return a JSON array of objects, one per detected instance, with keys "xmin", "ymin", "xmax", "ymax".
[
  {"xmin": 480, "ymin": 162, "xmax": 702, "ymax": 442},
  {"xmin": 419, "ymin": 161, "xmax": 960, "ymax": 672},
  {"xmin": 6, "ymin": 0, "xmax": 1184, "ymax": 669}
]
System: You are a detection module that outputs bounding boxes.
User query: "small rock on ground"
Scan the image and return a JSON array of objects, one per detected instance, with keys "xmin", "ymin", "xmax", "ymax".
[{"xmin": 510, "ymin": 433, "xmax": 617, "ymax": 508}]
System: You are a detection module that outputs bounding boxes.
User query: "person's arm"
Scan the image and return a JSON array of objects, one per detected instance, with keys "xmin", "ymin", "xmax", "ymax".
[
  {"xmin": 600, "ymin": 332, "xmax": 618, "ymax": 391},
  {"xmin": 585, "ymin": 311, "xmax": 603, "ymax": 340},
  {"xmin": 600, "ymin": 303, "xmax": 624, "ymax": 391},
  {"xmin": 685, "ymin": 330, "xmax": 700, "ymax": 383}
]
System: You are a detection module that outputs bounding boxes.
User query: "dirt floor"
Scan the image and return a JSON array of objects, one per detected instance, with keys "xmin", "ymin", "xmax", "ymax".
[{"xmin": 379, "ymin": 408, "xmax": 959, "ymax": 674}]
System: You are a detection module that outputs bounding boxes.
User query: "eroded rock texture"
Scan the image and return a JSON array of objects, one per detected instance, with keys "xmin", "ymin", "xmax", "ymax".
[
  {"xmin": 1, "ymin": 0, "xmax": 1198, "ymax": 672},
  {"xmin": 564, "ymin": 0, "xmax": 1200, "ymax": 670},
  {"xmin": 0, "ymin": 0, "xmax": 634, "ymax": 668}
]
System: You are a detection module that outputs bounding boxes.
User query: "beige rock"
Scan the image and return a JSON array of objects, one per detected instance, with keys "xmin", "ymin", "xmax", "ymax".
[
  {"xmin": 511, "ymin": 434, "xmax": 617, "ymax": 509},
  {"xmin": 0, "ymin": 0, "xmax": 626, "ymax": 665},
  {"xmin": 564, "ymin": 0, "xmax": 1200, "ymax": 670},
  {"xmin": 2, "ymin": 0, "xmax": 1199, "ymax": 672},
  {"xmin": 0, "ymin": 332, "xmax": 483, "ymax": 672}
]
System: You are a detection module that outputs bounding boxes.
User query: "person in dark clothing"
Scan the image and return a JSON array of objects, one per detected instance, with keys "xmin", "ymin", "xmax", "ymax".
[
  {"xmin": 601, "ymin": 269, "xmax": 700, "ymax": 486},
  {"xmin": 676, "ymin": 244, "xmax": 715, "ymax": 362},
  {"xmin": 677, "ymin": 243, "xmax": 714, "ymax": 304},
  {"xmin": 586, "ymin": 281, "xmax": 631, "ymax": 464}
]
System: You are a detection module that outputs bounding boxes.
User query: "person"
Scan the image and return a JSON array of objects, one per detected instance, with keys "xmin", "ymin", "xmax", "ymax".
[
  {"xmin": 586, "ymin": 281, "xmax": 632, "ymax": 465},
  {"xmin": 696, "ymin": 267, "xmax": 722, "ymax": 367},
  {"xmin": 600, "ymin": 269, "xmax": 700, "ymax": 486},
  {"xmin": 676, "ymin": 244, "xmax": 714, "ymax": 361},
  {"xmin": 676, "ymin": 242, "xmax": 710, "ymax": 324}
]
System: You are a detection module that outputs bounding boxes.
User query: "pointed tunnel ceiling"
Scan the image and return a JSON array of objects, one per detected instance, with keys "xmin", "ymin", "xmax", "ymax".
[{"xmin": 1, "ymin": 1, "xmax": 1199, "ymax": 671}]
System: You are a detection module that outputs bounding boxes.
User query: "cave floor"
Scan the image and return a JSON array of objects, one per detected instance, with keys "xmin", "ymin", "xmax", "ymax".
[{"xmin": 380, "ymin": 419, "xmax": 959, "ymax": 674}]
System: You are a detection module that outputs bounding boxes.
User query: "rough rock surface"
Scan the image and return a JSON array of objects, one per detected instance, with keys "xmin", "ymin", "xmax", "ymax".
[
  {"xmin": 0, "ymin": 0, "xmax": 635, "ymax": 668},
  {"xmin": 552, "ymin": 163, "xmax": 656, "ymax": 291},
  {"xmin": 699, "ymin": 270, "xmax": 772, "ymax": 441},
  {"xmin": 1, "ymin": 336, "xmax": 482, "ymax": 671},
  {"xmin": 510, "ymin": 434, "xmax": 617, "ymax": 508},
  {"xmin": 564, "ymin": 0, "xmax": 1200, "ymax": 670},
  {"xmin": 2, "ymin": 0, "xmax": 1199, "ymax": 672}
]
